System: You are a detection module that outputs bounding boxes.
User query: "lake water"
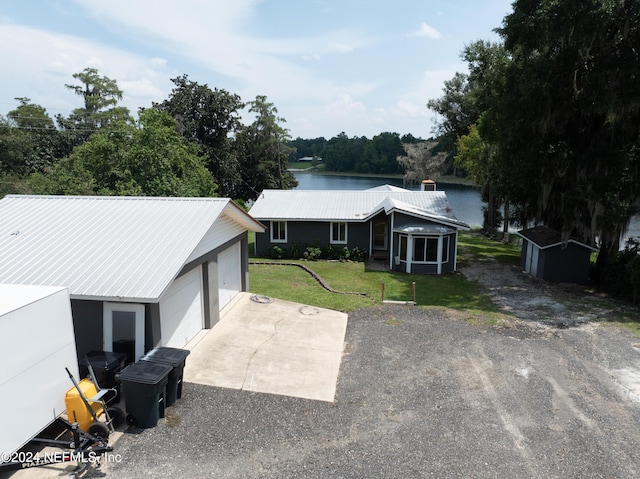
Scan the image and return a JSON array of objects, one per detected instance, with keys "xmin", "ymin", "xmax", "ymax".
[
  {"xmin": 294, "ymin": 172, "xmax": 485, "ymax": 228},
  {"xmin": 294, "ymin": 172, "xmax": 640, "ymax": 247}
]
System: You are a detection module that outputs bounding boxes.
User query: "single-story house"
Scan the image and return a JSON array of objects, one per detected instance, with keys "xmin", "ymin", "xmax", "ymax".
[
  {"xmin": 0, "ymin": 195, "xmax": 265, "ymax": 362},
  {"xmin": 248, "ymin": 186, "xmax": 469, "ymax": 274},
  {"xmin": 517, "ymin": 226, "xmax": 598, "ymax": 284}
]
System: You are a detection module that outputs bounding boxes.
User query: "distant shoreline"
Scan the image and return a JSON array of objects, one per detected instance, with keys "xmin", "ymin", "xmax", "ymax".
[{"xmin": 289, "ymin": 167, "xmax": 478, "ymax": 187}]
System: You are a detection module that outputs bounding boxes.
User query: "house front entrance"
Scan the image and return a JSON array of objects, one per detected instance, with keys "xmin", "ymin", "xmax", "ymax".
[{"xmin": 372, "ymin": 221, "xmax": 388, "ymax": 260}]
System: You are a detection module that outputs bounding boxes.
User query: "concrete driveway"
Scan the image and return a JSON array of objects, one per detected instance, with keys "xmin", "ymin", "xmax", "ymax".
[{"xmin": 183, "ymin": 293, "xmax": 348, "ymax": 402}]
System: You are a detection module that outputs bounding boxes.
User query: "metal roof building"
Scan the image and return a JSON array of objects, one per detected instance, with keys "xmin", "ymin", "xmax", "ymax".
[
  {"xmin": 0, "ymin": 195, "xmax": 266, "ymax": 358},
  {"xmin": 249, "ymin": 187, "xmax": 469, "ymax": 275},
  {"xmin": 248, "ymin": 189, "xmax": 469, "ymax": 229},
  {"xmin": 0, "ymin": 195, "xmax": 263, "ymax": 301}
]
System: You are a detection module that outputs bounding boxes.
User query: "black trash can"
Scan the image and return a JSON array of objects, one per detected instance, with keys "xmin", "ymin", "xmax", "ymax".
[
  {"xmin": 113, "ymin": 339, "xmax": 136, "ymax": 366},
  {"xmin": 116, "ymin": 361, "xmax": 172, "ymax": 428},
  {"xmin": 141, "ymin": 347, "xmax": 190, "ymax": 407},
  {"xmin": 79, "ymin": 350, "xmax": 127, "ymax": 388}
]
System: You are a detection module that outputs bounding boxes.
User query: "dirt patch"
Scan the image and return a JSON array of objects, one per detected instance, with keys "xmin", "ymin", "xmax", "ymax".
[{"xmin": 458, "ymin": 256, "xmax": 633, "ymax": 328}]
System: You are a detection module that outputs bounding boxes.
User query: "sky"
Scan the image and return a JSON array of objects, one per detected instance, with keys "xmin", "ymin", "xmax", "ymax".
[{"xmin": 0, "ymin": 0, "xmax": 514, "ymax": 140}]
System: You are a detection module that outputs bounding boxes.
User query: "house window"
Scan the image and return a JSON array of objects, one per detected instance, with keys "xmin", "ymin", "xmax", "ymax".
[
  {"xmin": 405, "ymin": 236, "xmax": 450, "ymax": 263},
  {"xmin": 425, "ymin": 238, "xmax": 438, "ymax": 262},
  {"xmin": 413, "ymin": 237, "xmax": 426, "ymax": 262},
  {"xmin": 441, "ymin": 236, "xmax": 450, "ymax": 263},
  {"xmin": 412, "ymin": 237, "xmax": 439, "ymax": 263},
  {"xmin": 331, "ymin": 222, "xmax": 347, "ymax": 244},
  {"xmin": 270, "ymin": 221, "xmax": 287, "ymax": 243},
  {"xmin": 399, "ymin": 235, "xmax": 407, "ymax": 261}
]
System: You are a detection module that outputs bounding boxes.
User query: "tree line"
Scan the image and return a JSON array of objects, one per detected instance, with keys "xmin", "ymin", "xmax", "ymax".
[
  {"xmin": 0, "ymin": 69, "xmax": 296, "ymax": 202},
  {"xmin": 427, "ymin": 0, "xmax": 640, "ymax": 298},
  {"xmin": 287, "ymin": 132, "xmax": 425, "ymax": 175}
]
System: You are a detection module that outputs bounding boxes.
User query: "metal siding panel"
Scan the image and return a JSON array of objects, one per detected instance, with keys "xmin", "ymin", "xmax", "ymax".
[
  {"xmin": 159, "ymin": 266, "xmax": 203, "ymax": 348},
  {"xmin": 218, "ymin": 242, "xmax": 241, "ymax": 309}
]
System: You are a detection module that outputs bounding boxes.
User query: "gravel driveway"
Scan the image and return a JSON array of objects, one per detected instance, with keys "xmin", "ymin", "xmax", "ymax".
[{"xmin": 94, "ymin": 263, "xmax": 640, "ymax": 479}]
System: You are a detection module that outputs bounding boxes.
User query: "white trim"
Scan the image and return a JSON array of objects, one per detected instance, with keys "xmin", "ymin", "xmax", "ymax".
[
  {"xmin": 396, "ymin": 233, "xmax": 453, "ymax": 274},
  {"xmin": 330, "ymin": 222, "xmax": 348, "ymax": 244},
  {"xmin": 453, "ymin": 230, "xmax": 459, "ymax": 271},
  {"xmin": 103, "ymin": 302, "xmax": 145, "ymax": 361},
  {"xmin": 270, "ymin": 220, "xmax": 287, "ymax": 243},
  {"xmin": 389, "ymin": 213, "xmax": 395, "ymax": 270},
  {"xmin": 437, "ymin": 236, "xmax": 443, "ymax": 274}
]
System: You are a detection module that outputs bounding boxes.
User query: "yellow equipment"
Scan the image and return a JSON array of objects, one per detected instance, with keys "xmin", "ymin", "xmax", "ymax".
[{"xmin": 64, "ymin": 378, "xmax": 105, "ymax": 433}]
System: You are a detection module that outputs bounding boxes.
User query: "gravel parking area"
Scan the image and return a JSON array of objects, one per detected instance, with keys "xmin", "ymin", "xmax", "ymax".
[{"xmin": 96, "ymin": 299, "xmax": 640, "ymax": 478}]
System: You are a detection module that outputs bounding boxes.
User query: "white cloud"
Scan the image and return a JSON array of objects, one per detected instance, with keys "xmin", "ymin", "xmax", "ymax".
[
  {"xmin": 328, "ymin": 42, "xmax": 355, "ymax": 54},
  {"xmin": 150, "ymin": 57, "xmax": 168, "ymax": 68},
  {"xmin": 325, "ymin": 94, "xmax": 365, "ymax": 119},
  {"xmin": 411, "ymin": 22, "xmax": 442, "ymax": 39},
  {"xmin": 0, "ymin": 23, "xmax": 177, "ymax": 118}
]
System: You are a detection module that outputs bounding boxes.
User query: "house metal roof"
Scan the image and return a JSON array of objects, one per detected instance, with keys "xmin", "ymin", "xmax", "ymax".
[
  {"xmin": 248, "ymin": 189, "xmax": 469, "ymax": 229},
  {"xmin": 0, "ymin": 195, "xmax": 264, "ymax": 302}
]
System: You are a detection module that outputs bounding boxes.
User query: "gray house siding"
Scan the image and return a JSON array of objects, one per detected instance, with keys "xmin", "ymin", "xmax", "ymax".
[
  {"xmin": 545, "ymin": 244, "xmax": 592, "ymax": 283},
  {"xmin": 71, "ymin": 300, "xmax": 103, "ymax": 358},
  {"xmin": 255, "ymin": 220, "xmax": 371, "ymax": 257},
  {"xmin": 391, "ymin": 213, "xmax": 458, "ymax": 274},
  {"xmin": 520, "ymin": 239, "xmax": 592, "ymax": 284},
  {"xmin": 524, "ymin": 243, "xmax": 592, "ymax": 283},
  {"xmin": 71, "ymin": 299, "xmax": 160, "ymax": 362}
]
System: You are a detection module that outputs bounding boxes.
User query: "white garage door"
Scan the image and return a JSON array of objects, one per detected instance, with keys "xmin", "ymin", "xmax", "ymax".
[
  {"xmin": 159, "ymin": 267, "xmax": 203, "ymax": 348},
  {"xmin": 218, "ymin": 242, "xmax": 242, "ymax": 310}
]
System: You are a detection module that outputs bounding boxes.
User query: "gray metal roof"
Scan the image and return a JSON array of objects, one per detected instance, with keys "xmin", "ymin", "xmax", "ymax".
[
  {"xmin": 248, "ymin": 189, "xmax": 469, "ymax": 229},
  {"xmin": 0, "ymin": 195, "xmax": 264, "ymax": 302}
]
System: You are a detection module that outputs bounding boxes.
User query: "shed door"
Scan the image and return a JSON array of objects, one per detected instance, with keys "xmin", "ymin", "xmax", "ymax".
[
  {"xmin": 218, "ymin": 242, "xmax": 242, "ymax": 310},
  {"xmin": 159, "ymin": 267, "xmax": 203, "ymax": 348}
]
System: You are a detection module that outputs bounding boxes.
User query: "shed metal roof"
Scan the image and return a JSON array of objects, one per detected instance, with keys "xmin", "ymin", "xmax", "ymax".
[
  {"xmin": 0, "ymin": 195, "xmax": 264, "ymax": 302},
  {"xmin": 517, "ymin": 226, "xmax": 598, "ymax": 252},
  {"xmin": 248, "ymin": 189, "xmax": 469, "ymax": 229}
]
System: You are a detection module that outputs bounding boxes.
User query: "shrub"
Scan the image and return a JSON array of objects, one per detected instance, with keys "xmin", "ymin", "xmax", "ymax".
[
  {"xmin": 290, "ymin": 243, "xmax": 300, "ymax": 259},
  {"xmin": 338, "ymin": 246, "xmax": 350, "ymax": 261},
  {"xmin": 269, "ymin": 245, "xmax": 285, "ymax": 259},
  {"xmin": 350, "ymin": 246, "xmax": 368, "ymax": 262},
  {"xmin": 303, "ymin": 246, "xmax": 322, "ymax": 261},
  {"xmin": 324, "ymin": 244, "xmax": 338, "ymax": 260}
]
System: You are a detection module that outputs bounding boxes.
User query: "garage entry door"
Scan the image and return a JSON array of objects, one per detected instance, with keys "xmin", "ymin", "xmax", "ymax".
[
  {"xmin": 218, "ymin": 242, "xmax": 242, "ymax": 310},
  {"xmin": 159, "ymin": 267, "xmax": 203, "ymax": 348}
]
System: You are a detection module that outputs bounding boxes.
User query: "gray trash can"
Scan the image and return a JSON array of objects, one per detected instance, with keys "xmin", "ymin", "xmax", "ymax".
[
  {"xmin": 141, "ymin": 347, "xmax": 190, "ymax": 407},
  {"xmin": 116, "ymin": 361, "xmax": 172, "ymax": 428}
]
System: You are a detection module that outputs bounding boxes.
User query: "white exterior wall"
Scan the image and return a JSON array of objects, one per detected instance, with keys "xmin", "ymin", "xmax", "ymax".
[
  {"xmin": 0, "ymin": 285, "xmax": 79, "ymax": 458},
  {"xmin": 217, "ymin": 242, "xmax": 242, "ymax": 310},
  {"xmin": 187, "ymin": 214, "xmax": 246, "ymax": 263},
  {"xmin": 159, "ymin": 267, "xmax": 204, "ymax": 349}
]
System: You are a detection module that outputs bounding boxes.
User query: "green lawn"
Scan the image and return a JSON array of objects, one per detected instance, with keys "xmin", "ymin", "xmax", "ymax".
[
  {"xmin": 249, "ymin": 232, "xmax": 508, "ymax": 317},
  {"xmin": 249, "ymin": 232, "xmax": 640, "ymax": 335},
  {"xmin": 456, "ymin": 230, "xmax": 522, "ymax": 265}
]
